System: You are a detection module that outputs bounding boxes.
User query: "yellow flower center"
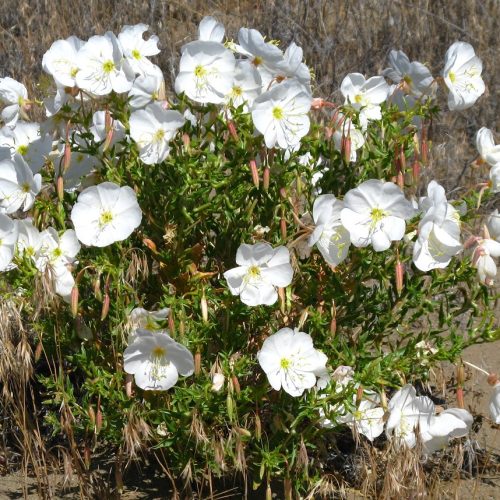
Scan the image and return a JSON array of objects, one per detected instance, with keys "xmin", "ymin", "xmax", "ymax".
[
  {"xmin": 247, "ymin": 265, "xmax": 261, "ymax": 279},
  {"xmin": 99, "ymin": 210, "xmax": 114, "ymax": 227},
  {"xmin": 252, "ymin": 56, "xmax": 263, "ymax": 67},
  {"xmin": 152, "ymin": 346, "xmax": 166, "ymax": 358},
  {"xmin": 102, "ymin": 60, "xmax": 115, "ymax": 74},
  {"xmin": 21, "ymin": 182, "xmax": 31, "ymax": 193},
  {"xmin": 280, "ymin": 358, "xmax": 291, "ymax": 369},
  {"xmin": 52, "ymin": 247, "xmax": 63, "ymax": 258},
  {"xmin": 370, "ymin": 207, "xmax": 387, "ymax": 224},
  {"xmin": 153, "ymin": 129, "xmax": 165, "ymax": 142},
  {"xmin": 194, "ymin": 65, "xmax": 207, "ymax": 78},
  {"xmin": 448, "ymin": 71, "xmax": 456, "ymax": 83},
  {"xmin": 17, "ymin": 96, "xmax": 25, "ymax": 106},
  {"xmin": 132, "ymin": 49, "xmax": 141, "ymax": 60},
  {"xmin": 272, "ymin": 106, "xmax": 284, "ymax": 120},
  {"xmin": 17, "ymin": 144, "xmax": 28, "ymax": 156},
  {"xmin": 231, "ymin": 86, "xmax": 243, "ymax": 97},
  {"xmin": 354, "ymin": 94, "xmax": 363, "ymax": 104},
  {"xmin": 70, "ymin": 67, "xmax": 79, "ymax": 78}
]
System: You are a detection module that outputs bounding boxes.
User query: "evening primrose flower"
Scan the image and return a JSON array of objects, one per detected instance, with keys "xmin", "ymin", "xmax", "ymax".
[
  {"xmin": 128, "ymin": 65, "xmax": 165, "ymax": 109},
  {"xmin": 128, "ymin": 307, "xmax": 170, "ymax": 342},
  {"xmin": 0, "ymin": 77, "xmax": 29, "ymax": 127},
  {"xmin": 118, "ymin": 24, "xmax": 160, "ymax": 76},
  {"xmin": 443, "ymin": 41, "xmax": 485, "ymax": 111},
  {"xmin": 0, "ymin": 155, "xmax": 41, "ymax": 213},
  {"xmin": 16, "ymin": 219, "xmax": 43, "ymax": 261},
  {"xmin": 476, "ymin": 127, "xmax": 500, "ymax": 167},
  {"xmin": 70, "ymin": 182, "xmax": 142, "ymax": 247},
  {"xmin": 489, "ymin": 383, "xmax": 500, "ymax": 424},
  {"xmin": 472, "ymin": 237, "xmax": 500, "ymax": 285},
  {"xmin": 341, "ymin": 179, "xmax": 415, "ymax": 252},
  {"xmin": 223, "ymin": 242, "xmax": 293, "ymax": 306},
  {"xmin": 123, "ymin": 329, "xmax": 194, "ymax": 391},
  {"xmin": 175, "ymin": 40, "xmax": 235, "ymax": 104},
  {"xmin": 0, "ymin": 122, "xmax": 53, "ymax": 173},
  {"xmin": 251, "ymin": 79, "xmax": 312, "ymax": 149},
  {"xmin": 129, "ymin": 102, "xmax": 185, "ymax": 164},
  {"xmin": 308, "ymin": 194, "xmax": 350, "ymax": 267},
  {"xmin": 487, "ymin": 210, "xmax": 500, "ymax": 242},
  {"xmin": 225, "ymin": 60, "xmax": 262, "ymax": 108},
  {"xmin": 383, "ymin": 50, "xmax": 434, "ymax": 97},
  {"xmin": 235, "ymin": 27, "xmax": 283, "ymax": 74},
  {"xmin": 386, "ymin": 384, "xmax": 435, "ymax": 448},
  {"xmin": 42, "ymin": 35, "xmax": 85, "ymax": 88},
  {"xmin": 337, "ymin": 391, "xmax": 385, "ymax": 442},
  {"xmin": 340, "ymin": 73, "xmax": 390, "ymax": 129},
  {"xmin": 76, "ymin": 33, "xmax": 134, "ymax": 95},
  {"xmin": 38, "ymin": 227, "xmax": 80, "ymax": 271},
  {"xmin": 257, "ymin": 327, "xmax": 328, "ymax": 397},
  {"xmin": 412, "ymin": 181, "xmax": 462, "ymax": 271},
  {"xmin": 423, "ymin": 408, "xmax": 472, "ymax": 454},
  {"xmin": 198, "ymin": 16, "xmax": 225, "ymax": 43},
  {"xmin": 0, "ymin": 214, "xmax": 19, "ymax": 271}
]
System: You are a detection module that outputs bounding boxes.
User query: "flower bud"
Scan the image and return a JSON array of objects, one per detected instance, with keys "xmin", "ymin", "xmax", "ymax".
[
  {"xmin": 263, "ymin": 166, "xmax": 270, "ymax": 191},
  {"xmin": 143, "ymin": 238, "xmax": 157, "ymax": 253},
  {"xmin": 355, "ymin": 385, "xmax": 364, "ymax": 406},
  {"xmin": 125, "ymin": 373, "xmax": 134, "ymax": 397},
  {"xmin": 341, "ymin": 133, "xmax": 351, "ymax": 164},
  {"xmin": 102, "ymin": 125, "xmax": 114, "ymax": 153},
  {"xmin": 227, "ymin": 120, "xmax": 238, "ymax": 140},
  {"xmin": 396, "ymin": 170, "xmax": 404, "ymax": 189},
  {"xmin": 194, "ymin": 351, "xmax": 201, "ymax": 376},
  {"xmin": 96, "ymin": 401, "xmax": 103, "ymax": 433},
  {"xmin": 56, "ymin": 176, "xmax": 64, "ymax": 201},
  {"xmin": 182, "ymin": 132, "xmax": 190, "ymax": 150},
  {"xmin": 255, "ymin": 413, "xmax": 262, "ymax": 440},
  {"xmin": 231, "ymin": 374, "xmax": 241, "ymax": 395},
  {"xmin": 88, "ymin": 405, "xmax": 96, "ymax": 426},
  {"xmin": 100, "ymin": 293, "xmax": 110, "ymax": 321},
  {"xmin": 280, "ymin": 218, "xmax": 287, "ymax": 240},
  {"xmin": 168, "ymin": 313, "xmax": 176, "ymax": 334},
  {"xmin": 249, "ymin": 159, "xmax": 259, "ymax": 188},
  {"xmin": 84, "ymin": 444, "xmax": 91, "ymax": 469},
  {"xmin": 421, "ymin": 139, "xmax": 429, "ymax": 165},
  {"xmin": 399, "ymin": 147, "xmax": 407, "ymax": 171},
  {"xmin": 395, "ymin": 259, "xmax": 404, "ymax": 294},
  {"xmin": 63, "ymin": 142, "xmax": 71, "ymax": 173},
  {"xmin": 70, "ymin": 285, "xmax": 78, "ymax": 318},
  {"xmin": 211, "ymin": 372, "xmax": 225, "ymax": 392},
  {"xmin": 93, "ymin": 277, "xmax": 102, "ymax": 302},
  {"xmin": 412, "ymin": 158, "xmax": 420, "ymax": 184},
  {"xmin": 487, "ymin": 373, "xmax": 499, "ymax": 386}
]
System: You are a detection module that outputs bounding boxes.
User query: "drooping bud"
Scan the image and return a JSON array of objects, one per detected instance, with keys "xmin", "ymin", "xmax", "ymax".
[
  {"xmin": 263, "ymin": 166, "xmax": 270, "ymax": 191},
  {"xmin": 341, "ymin": 133, "xmax": 351, "ymax": 164},
  {"xmin": 182, "ymin": 132, "xmax": 190, "ymax": 150},
  {"xmin": 70, "ymin": 285, "xmax": 78, "ymax": 317},
  {"xmin": 249, "ymin": 159, "xmax": 259, "ymax": 188}
]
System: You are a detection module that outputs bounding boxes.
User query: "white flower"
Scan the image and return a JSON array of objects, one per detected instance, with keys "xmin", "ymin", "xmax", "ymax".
[
  {"xmin": 340, "ymin": 73, "xmax": 390, "ymax": 129},
  {"xmin": 235, "ymin": 27, "xmax": 283, "ymax": 69},
  {"xmin": 490, "ymin": 165, "xmax": 500, "ymax": 193},
  {"xmin": 16, "ymin": 219, "xmax": 43, "ymax": 261},
  {"xmin": 487, "ymin": 209, "xmax": 500, "ymax": 242},
  {"xmin": 0, "ymin": 77, "xmax": 28, "ymax": 127},
  {"xmin": 225, "ymin": 60, "xmax": 262, "ymax": 108},
  {"xmin": 223, "ymin": 242, "xmax": 293, "ymax": 306},
  {"xmin": 123, "ymin": 329, "xmax": 194, "ymax": 391},
  {"xmin": 71, "ymin": 182, "xmax": 142, "ymax": 247},
  {"xmin": 489, "ymin": 383, "xmax": 500, "ymax": 424},
  {"xmin": 341, "ymin": 179, "xmax": 415, "ymax": 252},
  {"xmin": 383, "ymin": 50, "xmax": 434, "ymax": 97},
  {"xmin": 257, "ymin": 327, "xmax": 328, "ymax": 397},
  {"xmin": 38, "ymin": 227, "xmax": 80, "ymax": 271},
  {"xmin": 0, "ymin": 214, "xmax": 18, "ymax": 271},
  {"xmin": 423, "ymin": 408, "xmax": 472, "ymax": 454},
  {"xmin": 331, "ymin": 115, "xmax": 365, "ymax": 162},
  {"xmin": 118, "ymin": 24, "xmax": 160, "ymax": 77},
  {"xmin": 211, "ymin": 372, "xmax": 225, "ymax": 392},
  {"xmin": 412, "ymin": 181, "xmax": 462, "ymax": 271},
  {"xmin": 128, "ymin": 65, "xmax": 165, "ymax": 109},
  {"xmin": 386, "ymin": 384, "xmax": 435, "ymax": 448},
  {"xmin": 76, "ymin": 33, "xmax": 134, "ymax": 96},
  {"xmin": 89, "ymin": 110, "xmax": 126, "ymax": 149},
  {"xmin": 251, "ymin": 80, "xmax": 311, "ymax": 149},
  {"xmin": 0, "ymin": 155, "xmax": 41, "ymax": 213},
  {"xmin": 128, "ymin": 307, "xmax": 170, "ymax": 342},
  {"xmin": 0, "ymin": 122, "xmax": 53, "ymax": 173},
  {"xmin": 337, "ymin": 392, "xmax": 385, "ymax": 442},
  {"xmin": 175, "ymin": 40, "xmax": 235, "ymax": 104},
  {"xmin": 198, "ymin": 16, "xmax": 225, "ymax": 43},
  {"xmin": 129, "ymin": 102, "xmax": 185, "ymax": 165},
  {"xmin": 476, "ymin": 127, "xmax": 500, "ymax": 167},
  {"xmin": 309, "ymin": 194, "xmax": 350, "ymax": 267},
  {"xmin": 472, "ymin": 237, "xmax": 500, "ymax": 285},
  {"xmin": 443, "ymin": 41, "xmax": 485, "ymax": 111},
  {"xmin": 42, "ymin": 36, "xmax": 85, "ymax": 87}
]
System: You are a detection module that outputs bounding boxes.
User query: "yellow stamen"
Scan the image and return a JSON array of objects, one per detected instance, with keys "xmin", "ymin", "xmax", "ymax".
[
  {"xmin": 102, "ymin": 60, "xmax": 115, "ymax": 74},
  {"xmin": 272, "ymin": 106, "xmax": 284, "ymax": 120}
]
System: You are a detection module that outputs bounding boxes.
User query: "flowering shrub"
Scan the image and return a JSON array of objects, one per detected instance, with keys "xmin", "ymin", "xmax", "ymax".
[{"xmin": 0, "ymin": 16, "xmax": 498, "ymax": 495}]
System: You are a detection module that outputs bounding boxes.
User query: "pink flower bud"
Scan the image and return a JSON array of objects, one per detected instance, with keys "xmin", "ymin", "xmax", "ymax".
[
  {"xmin": 125, "ymin": 373, "xmax": 134, "ymax": 397},
  {"xmin": 249, "ymin": 159, "xmax": 259, "ymax": 188},
  {"xmin": 227, "ymin": 120, "xmax": 238, "ymax": 140},
  {"xmin": 395, "ymin": 259, "xmax": 404, "ymax": 294},
  {"xmin": 56, "ymin": 176, "xmax": 64, "ymax": 201},
  {"xmin": 280, "ymin": 218, "xmax": 287, "ymax": 240},
  {"xmin": 263, "ymin": 166, "xmax": 270, "ymax": 191},
  {"xmin": 70, "ymin": 285, "xmax": 78, "ymax": 318},
  {"xmin": 101, "ymin": 293, "xmax": 110, "ymax": 321}
]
